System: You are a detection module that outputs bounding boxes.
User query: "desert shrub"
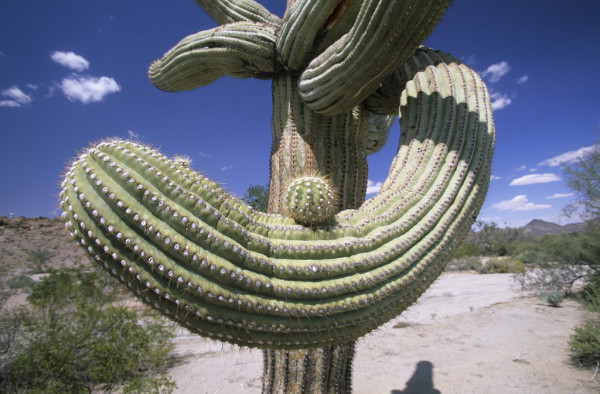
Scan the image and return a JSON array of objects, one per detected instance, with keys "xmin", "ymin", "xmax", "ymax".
[
  {"xmin": 451, "ymin": 241, "xmax": 478, "ymax": 258},
  {"xmin": 482, "ymin": 257, "xmax": 525, "ymax": 274},
  {"xmin": 581, "ymin": 271, "xmax": 600, "ymax": 313},
  {"xmin": 542, "ymin": 290, "xmax": 564, "ymax": 307},
  {"xmin": 445, "ymin": 256, "xmax": 483, "ymax": 272},
  {"xmin": 0, "ymin": 268, "xmax": 176, "ymax": 393},
  {"xmin": 6, "ymin": 275, "xmax": 34, "ymax": 290},
  {"xmin": 26, "ymin": 247, "xmax": 54, "ymax": 273},
  {"xmin": 570, "ymin": 320, "xmax": 600, "ymax": 367},
  {"xmin": 514, "ymin": 264, "xmax": 588, "ymax": 298}
]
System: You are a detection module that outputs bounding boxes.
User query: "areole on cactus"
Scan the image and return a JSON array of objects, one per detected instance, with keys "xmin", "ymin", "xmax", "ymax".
[{"xmin": 60, "ymin": 0, "xmax": 495, "ymax": 390}]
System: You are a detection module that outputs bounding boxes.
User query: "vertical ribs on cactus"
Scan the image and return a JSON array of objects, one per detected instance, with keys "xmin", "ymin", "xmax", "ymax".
[{"xmin": 61, "ymin": 43, "xmax": 495, "ymax": 348}]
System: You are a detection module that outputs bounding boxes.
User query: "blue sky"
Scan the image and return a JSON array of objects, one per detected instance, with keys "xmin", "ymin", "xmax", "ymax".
[{"xmin": 1, "ymin": 1, "xmax": 599, "ymax": 228}]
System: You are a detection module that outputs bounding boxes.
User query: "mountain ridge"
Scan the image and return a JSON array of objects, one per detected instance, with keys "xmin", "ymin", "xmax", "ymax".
[{"xmin": 520, "ymin": 218, "xmax": 587, "ymax": 237}]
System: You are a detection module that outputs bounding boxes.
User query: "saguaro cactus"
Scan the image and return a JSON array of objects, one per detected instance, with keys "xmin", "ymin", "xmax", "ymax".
[{"xmin": 60, "ymin": 1, "xmax": 495, "ymax": 392}]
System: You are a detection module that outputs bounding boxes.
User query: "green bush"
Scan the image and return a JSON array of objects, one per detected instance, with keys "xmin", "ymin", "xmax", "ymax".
[
  {"xmin": 482, "ymin": 257, "xmax": 525, "ymax": 274},
  {"xmin": 0, "ymin": 268, "xmax": 177, "ymax": 393},
  {"xmin": 570, "ymin": 320, "xmax": 600, "ymax": 367},
  {"xmin": 26, "ymin": 247, "xmax": 54, "ymax": 273},
  {"xmin": 581, "ymin": 271, "xmax": 600, "ymax": 313},
  {"xmin": 6, "ymin": 275, "xmax": 34, "ymax": 290},
  {"xmin": 542, "ymin": 290, "xmax": 564, "ymax": 307},
  {"xmin": 451, "ymin": 241, "xmax": 479, "ymax": 258}
]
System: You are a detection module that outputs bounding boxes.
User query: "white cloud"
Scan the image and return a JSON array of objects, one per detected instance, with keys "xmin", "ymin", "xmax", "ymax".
[
  {"xmin": 366, "ymin": 180, "xmax": 383, "ymax": 195},
  {"xmin": 51, "ymin": 51, "xmax": 90, "ymax": 72},
  {"xmin": 516, "ymin": 165, "xmax": 527, "ymax": 171},
  {"xmin": 198, "ymin": 151, "xmax": 212, "ymax": 158},
  {"xmin": 492, "ymin": 195, "xmax": 551, "ymax": 211},
  {"xmin": 221, "ymin": 165, "xmax": 232, "ymax": 171},
  {"xmin": 482, "ymin": 61, "xmax": 510, "ymax": 83},
  {"xmin": 510, "ymin": 173, "xmax": 561, "ymax": 186},
  {"xmin": 60, "ymin": 76, "xmax": 121, "ymax": 103},
  {"xmin": 516, "ymin": 75, "xmax": 529, "ymax": 84},
  {"xmin": 546, "ymin": 192, "xmax": 574, "ymax": 200},
  {"xmin": 490, "ymin": 175, "xmax": 501, "ymax": 181},
  {"xmin": 0, "ymin": 86, "xmax": 33, "ymax": 107},
  {"xmin": 490, "ymin": 92, "xmax": 511, "ymax": 110},
  {"xmin": 538, "ymin": 146, "xmax": 596, "ymax": 167},
  {"xmin": 127, "ymin": 130, "xmax": 139, "ymax": 139}
]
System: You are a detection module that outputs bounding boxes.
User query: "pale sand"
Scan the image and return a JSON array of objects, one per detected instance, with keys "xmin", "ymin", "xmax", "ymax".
[{"xmin": 167, "ymin": 273, "xmax": 599, "ymax": 393}]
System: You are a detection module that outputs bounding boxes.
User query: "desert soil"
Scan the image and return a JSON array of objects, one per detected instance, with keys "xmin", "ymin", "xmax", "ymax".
[
  {"xmin": 1, "ymin": 218, "xmax": 598, "ymax": 393},
  {"xmin": 168, "ymin": 273, "xmax": 600, "ymax": 393}
]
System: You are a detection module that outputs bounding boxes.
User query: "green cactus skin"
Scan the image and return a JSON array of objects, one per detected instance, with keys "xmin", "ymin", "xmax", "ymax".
[
  {"xmin": 262, "ymin": 342, "xmax": 355, "ymax": 393},
  {"xmin": 297, "ymin": 0, "xmax": 451, "ymax": 115},
  {"xmin": 61, "ymin": 47, "xmax": 494, "ymax": 350},
  {"xmin": 194, "ymin": 0, "xmax": 282, "ymax": 26},
  {"xmin": 284, "ymin": 175, "xmax": 339, "ymax": 226},
  {"xmin": 148, "ymin": 21, "xmax": 281, "ymax": 91},
  {"xmin": 61, "ymin": 1, "xmax": 495, "ymax": 392}
]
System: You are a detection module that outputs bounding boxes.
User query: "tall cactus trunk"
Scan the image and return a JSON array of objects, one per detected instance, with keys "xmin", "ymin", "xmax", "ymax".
[
  {"xmin": 263, "ymin": 74, "xmax": 369, "ymax": 393},
  {"xmin": 267, "ymin": 73, "xmax": 369, "ymax": 213},
  {"xmin": 262, "ymin": 343, "xmax": 355, "ymax": 393}
]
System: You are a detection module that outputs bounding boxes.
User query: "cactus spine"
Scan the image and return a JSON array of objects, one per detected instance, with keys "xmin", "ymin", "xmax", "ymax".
[{"xmin": 61, "ymin": 1, "xmax": 495, "ymax": 392}]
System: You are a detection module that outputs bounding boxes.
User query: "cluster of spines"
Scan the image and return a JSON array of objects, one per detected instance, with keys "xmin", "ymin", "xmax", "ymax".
[{"xmin": 61, "ymin": 47, "xmax": 494, "ymax": 349}]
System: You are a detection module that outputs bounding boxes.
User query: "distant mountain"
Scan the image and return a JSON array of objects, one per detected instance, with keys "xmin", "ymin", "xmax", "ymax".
[{"xmin": 520, "ymin": 219, "xmax": 587, "ymax": 238}]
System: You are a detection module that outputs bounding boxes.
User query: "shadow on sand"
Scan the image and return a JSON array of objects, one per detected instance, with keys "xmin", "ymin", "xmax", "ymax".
[{"xmin": 391, "ymin": 361, "xmax": 441, "ymax": 394}]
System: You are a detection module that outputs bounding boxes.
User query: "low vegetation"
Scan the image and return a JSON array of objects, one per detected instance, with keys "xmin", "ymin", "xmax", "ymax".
[{"xmin": 0, "ymin": 268, "xmax": 176, "ymax": 393}]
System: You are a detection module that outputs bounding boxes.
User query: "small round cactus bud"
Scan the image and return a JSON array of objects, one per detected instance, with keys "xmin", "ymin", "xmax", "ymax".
[{"xmin": 285, "ymin": 174, "xmax": 339, "ymax": 226}]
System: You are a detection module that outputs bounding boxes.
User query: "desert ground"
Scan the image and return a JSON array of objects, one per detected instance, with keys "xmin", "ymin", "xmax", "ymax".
[
  {"xmin": 1, "ymin": 217, "xmax": 598, "ymax": 393},
  {"xmin": 168, "ymin": 273, "xmax": 600, "ymax": 393}
]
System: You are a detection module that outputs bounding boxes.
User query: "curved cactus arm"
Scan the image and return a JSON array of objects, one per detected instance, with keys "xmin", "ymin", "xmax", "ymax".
[
  {"xmin": 276, "ymin": 0, "xmax": 346, "ymax": 71},
  {"xmin": 61, "ymin": 47, "xmax": 494, "ymax": 349},
  {"xmin": 194, "ymin": 0, "xmax": 281, "ymax": 27},
  {"xmin": 366, "ymin": 113, "xmax": 395, "ymax": 155},
  {"xmin": 363, "ymin": 67, "xmax": 408, "ymax": 115},
  {"xmin": 297, "ymin": 0, "xmax": 450, "ymax": 116},
  {"xmin": 148, "ymin": 21, "xmax": 280, "ymax": 92}
]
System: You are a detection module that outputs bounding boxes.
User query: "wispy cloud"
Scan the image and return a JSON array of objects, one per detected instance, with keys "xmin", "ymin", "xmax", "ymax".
[
  {"xmin": 490, "ymin": 175, "xmax": 502, "ymax": 181},
  {"xmin": 366, "ymin": 179, "xmax": 383, "ymax": 195},
  {"xmin": 0, "ymin": 86, "xmax": 33, "ymax": 107},
  {"xmin": 492, "ymin": 195, "xmax": 551, "ymax": 211},
  {"xmin": 547, "ymin": 192, "xmax": 574, "ymax": 200},
  {"xmin": 461, "ymin": 54, "xmax": 477, "ymax": 67},
  {"xmin": 51, "ymin": 51, "xmax": 90, "ymax": 72},
  {"xmin": 60, "ymin": 76, "xmax": 121, "ymax": 104},
  {"xmin": 490, "ymin": 92, "xmax": 511, "ymax": 110},
  {"xmin": 127, "ymin": 130, "xmax": 139, "ymax": 139},
  {"xmin": 198, "ymin": 151, "xmax": 212, "ymax": 158},
  {"xmin": 482, "ymin": 61, "xmax": 510, "ymax": 83},
  {"xmin": 510, "ymin": 173, "xmax": 561, "ymax": 186},
  {"xmin": 515, "ymin": 165, "xmax": 527, "ymax": 171},
  {"xmin": 538, "ymin": 146, "xmax": 596, "ymax": 167},
  {"xmin": 516, "ymin": 75, "xmax": 529, "ymax": 84},
  {"xmin": 221, "ymin": 165, "xmax": 232, "ymax": 171}
]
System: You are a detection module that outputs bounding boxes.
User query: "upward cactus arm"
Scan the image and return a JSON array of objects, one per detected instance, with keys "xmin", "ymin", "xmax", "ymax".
[
  {"xmin": 276, "ymin": 0, "xmax": 347, "ymax": 71},
  {"xmin": 148, "ymin": 21, "xmax": 280, "ymax": 92},
  {"xmin": 61, "ymin": 47, "xmax": 494, "ymax": 349},
  {"xmin": 297, "ymin": 0, "xmax": 450, "ymax": 116},
  {"xmin": 366, "ymin": 113, "xmax": 395, "ymax": 154},
  {"xmin": 194, "ymin": 0, "xmax": 281, "ymax": 27}
]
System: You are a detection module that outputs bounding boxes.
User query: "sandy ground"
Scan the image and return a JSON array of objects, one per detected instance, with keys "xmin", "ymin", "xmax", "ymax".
[{"xmin": 167, "ymin": 272, "xmax": 600, "ymax": 393}]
